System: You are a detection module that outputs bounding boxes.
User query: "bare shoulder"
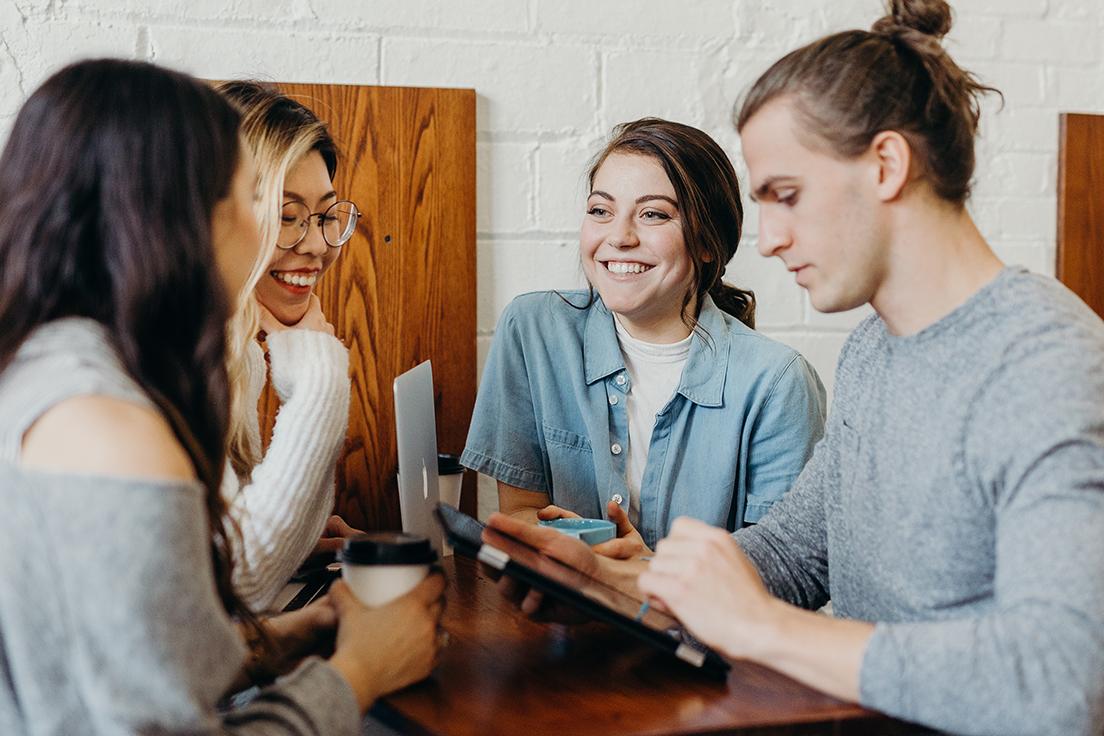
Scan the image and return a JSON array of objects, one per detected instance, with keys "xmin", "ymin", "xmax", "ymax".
[{"xmin": 21, "ymin": 395, "xmax": 196, "ymax": 481}]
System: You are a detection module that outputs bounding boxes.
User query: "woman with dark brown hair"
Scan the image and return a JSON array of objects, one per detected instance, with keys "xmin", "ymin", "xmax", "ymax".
[
  {"xmin": 463, "ymin": 118, "xmax": 826, "ymax": 558},
  {"xmin": 0, "ymin": 59, "xmax": 443, "ymax": 734}
]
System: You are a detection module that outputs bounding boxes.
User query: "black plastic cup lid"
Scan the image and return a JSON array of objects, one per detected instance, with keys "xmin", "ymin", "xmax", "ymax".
[
  {"xmin": 341, "ymin": 533, "xmax": 438, "ymax": 565},
  {"xmin": 438, "ymin": 453, "xmax": 464, "ymax": 475}
]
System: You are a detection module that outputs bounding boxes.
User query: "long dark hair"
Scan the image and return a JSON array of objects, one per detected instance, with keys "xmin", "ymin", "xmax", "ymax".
[
  {"xmin": 737, "ymin": 0, "xmax": 999, "ymax": 206},
  {"xmin": 0, "ymin": 59, "xmax": 253, "ymax": 627},
  {"xmin": 569, "ymin": 118, "xmax": 755, "ymax": 331}
]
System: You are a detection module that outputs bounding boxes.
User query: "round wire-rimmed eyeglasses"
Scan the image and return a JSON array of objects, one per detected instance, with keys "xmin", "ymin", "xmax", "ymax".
[{"xmin": 277, "ymin": 199, "xmax": 362, "ymax": 249}]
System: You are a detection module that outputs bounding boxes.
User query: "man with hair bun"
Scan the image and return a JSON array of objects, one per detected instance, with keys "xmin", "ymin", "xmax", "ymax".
[
  {"xmin": 640, "ymin": 1, "xmax": 1104, "ymax": 733},
  {"xmin": 487, "ymin": 1, "xmax": 1104, "ymax": 734}
]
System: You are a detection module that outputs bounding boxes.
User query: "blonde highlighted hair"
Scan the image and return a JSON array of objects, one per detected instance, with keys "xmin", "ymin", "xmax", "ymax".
[{"xmin": 215, "ymin": 80, "xmax": 338, "ymax": 480}]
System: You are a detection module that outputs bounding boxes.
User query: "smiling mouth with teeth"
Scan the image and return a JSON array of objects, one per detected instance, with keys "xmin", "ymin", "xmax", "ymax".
[
  {"xmin": 604, "ymin": 261, "xmax": 654, "ymax": 275},
  {"xmin": 271, "ymin": 270, "xmax": 319, "ymax": 288}
]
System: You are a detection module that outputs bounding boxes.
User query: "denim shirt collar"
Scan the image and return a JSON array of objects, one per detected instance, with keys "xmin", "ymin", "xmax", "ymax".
[{"xmin": 583, "ymin": 294, "xmax": 731, "ymax": 407}]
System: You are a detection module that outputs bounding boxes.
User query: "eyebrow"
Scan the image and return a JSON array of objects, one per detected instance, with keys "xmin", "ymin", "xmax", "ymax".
[
  {"xmin": 284, "ymin": 189, "xmax": 338, "ymax": 205},
  {"xmin": 750, "ymin": 176, "xmax": 798, "ymax": 203},
  {"xmin": 588, "ymin": 190, "xmax": 679, "ymax": 207}
]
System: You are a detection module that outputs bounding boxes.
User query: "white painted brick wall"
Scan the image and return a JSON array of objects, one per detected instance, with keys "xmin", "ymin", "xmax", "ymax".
[{"xmin": 2, "ymin": 0, "xmax": 1102, "ymax": 518}]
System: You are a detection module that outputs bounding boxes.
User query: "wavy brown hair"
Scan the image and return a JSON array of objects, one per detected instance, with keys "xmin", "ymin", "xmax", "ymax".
[
  {"xmin": 736, "ymin": 0, "xmax": 1000, "ymax": 206},
  {"xmin": 0, "ymin": 59, "xmax": 260, "ymax": 634},
  {"xmin": 570, "ymin": 118, "xmax": 755, "ymax": 332}
]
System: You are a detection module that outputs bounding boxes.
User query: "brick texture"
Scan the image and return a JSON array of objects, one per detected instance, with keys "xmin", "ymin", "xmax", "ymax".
[{"xmin": 1, "ymin": 1, "xmax": 1101, "ymax": 519}]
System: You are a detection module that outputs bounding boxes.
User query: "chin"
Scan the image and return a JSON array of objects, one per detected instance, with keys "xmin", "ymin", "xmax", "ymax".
[
  {"xmin": 260, "ymin": 295, "xmax": 310, "ymax": 326},
  {"xmin": 595, "ymin": 293, "xmax": 641, "ymax": 316},
  {"xmin": 810, "ymin": 288, "xmax": 866, "ymax": 315}
]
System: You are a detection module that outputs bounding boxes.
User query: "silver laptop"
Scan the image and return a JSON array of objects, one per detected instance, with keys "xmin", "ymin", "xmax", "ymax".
[{"xmin": 393, "ymin": 360, "xmax": 443, "ymax": 552}]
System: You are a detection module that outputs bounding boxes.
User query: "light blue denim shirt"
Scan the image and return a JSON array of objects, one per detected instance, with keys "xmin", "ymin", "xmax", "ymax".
[{"xmin": 462, "ymin": 290, "xmax": 827, "ymax": 548}]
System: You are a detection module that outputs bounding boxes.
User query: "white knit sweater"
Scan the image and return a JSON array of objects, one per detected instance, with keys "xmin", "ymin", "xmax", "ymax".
[{"xmin": 222, "ymin": 329, "xmax": 350, "ymax": 612}]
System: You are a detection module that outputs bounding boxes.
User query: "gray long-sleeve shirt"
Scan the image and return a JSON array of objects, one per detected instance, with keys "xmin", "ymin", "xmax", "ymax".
[
  {"xmin": 0, "ymin": 318, "xmax": 360, "ymax": 735},
  {"xmin": 736, "ymin": 267, "xmax": 1104, "ymax": 736}
]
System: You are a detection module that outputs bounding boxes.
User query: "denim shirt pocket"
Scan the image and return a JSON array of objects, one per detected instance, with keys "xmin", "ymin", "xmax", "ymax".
[{"xmin": 542, "ymin": 423, "xmax": 599, "ymax": 513}]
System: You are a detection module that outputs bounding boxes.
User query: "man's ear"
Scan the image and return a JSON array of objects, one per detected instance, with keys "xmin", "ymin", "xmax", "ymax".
[{"xmin": 869, "ymin": 130, "xmax": 913, "ymax": 202}]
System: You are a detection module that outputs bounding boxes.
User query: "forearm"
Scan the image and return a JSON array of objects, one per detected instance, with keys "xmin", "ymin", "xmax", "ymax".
[
  {"xmin": 231, "ymin": 331, "xmax": 350, "ymax": 609},
  {"xmin": 230, "ymin": 466, "xmax": 337, "ymax": 610},
  {"xmin": 223, "ymin": 658, "xmax": 362, "ymax": 734},
  {"xmin": 497, "ymin": 481, "xmax": 551, "ymax": 524},
  {"xmin": 858, "ymin": 611, "xmax": 1104, "ymax": 735},
  {"xmin": 743, "ymin": 600, "xmax": 871, "ymax": 703},
  {"xmin": 327, "ymin": 652, "xmax": 378, "ymax": 713}
]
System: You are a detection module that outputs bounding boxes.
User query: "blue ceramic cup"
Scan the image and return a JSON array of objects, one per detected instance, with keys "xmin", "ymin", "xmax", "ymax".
[{"xmin": 538, "ymin": 518, "xmax": 616, "ymax": 546}]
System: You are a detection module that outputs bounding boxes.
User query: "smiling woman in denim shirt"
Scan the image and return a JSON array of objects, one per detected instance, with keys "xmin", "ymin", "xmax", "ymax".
[{"xmin": 462, "ymin": 118, "xmax": 827, "ymax": 557}]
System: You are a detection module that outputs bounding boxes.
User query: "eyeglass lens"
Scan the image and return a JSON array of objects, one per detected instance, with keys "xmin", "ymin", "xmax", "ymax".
[{"xmin": 277, "ymin": 200, "xmax": 359, "ymax": 248}]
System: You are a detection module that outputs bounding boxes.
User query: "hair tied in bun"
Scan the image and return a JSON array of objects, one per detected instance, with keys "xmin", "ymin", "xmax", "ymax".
[{"xmin": 871, "ymin": 0, "xmax": 953, "ymax": 40}]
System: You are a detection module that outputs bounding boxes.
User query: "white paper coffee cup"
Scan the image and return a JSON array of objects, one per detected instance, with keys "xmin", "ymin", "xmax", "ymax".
[
  {"xmin": 341, "ymin": 533, "xmax": 437, "ymax": 608},
  {"xmin": 437, "ymin": 453, "xmax": 465, "ymax": 509}
]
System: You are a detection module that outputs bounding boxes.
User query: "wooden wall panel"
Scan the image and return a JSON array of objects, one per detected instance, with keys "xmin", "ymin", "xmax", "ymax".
[
  {"xmin": 1057, "ymin": 113, "xmax": 1104, "ymax": 319},
  {"xmin": 258, "ymin": 83, "xmax": 477, "ymax": 531}
]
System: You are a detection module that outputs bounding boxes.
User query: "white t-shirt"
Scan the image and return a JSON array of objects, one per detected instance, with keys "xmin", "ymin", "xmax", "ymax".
[{"xmin": 613, "ymin": 317, "xmax": 692, "ymax": 525}]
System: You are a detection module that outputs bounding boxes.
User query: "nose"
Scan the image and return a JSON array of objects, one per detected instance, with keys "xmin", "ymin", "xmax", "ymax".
[
  {"xmin": 294, "ymin": 217, "xmax": 328, "ymax": 257},
  {"xmin": 757, "ymin": 208, "xmax": 792, "ymax": 258},
  {"xmin": 606, "ymin": 216, "xmax": 639, "ymax": 249}
]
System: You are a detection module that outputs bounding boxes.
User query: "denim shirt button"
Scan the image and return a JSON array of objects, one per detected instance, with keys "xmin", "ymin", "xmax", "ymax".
[
  {"xmin": 615, "ymin": 373, "xmax": 627, "ymax": 386},
  {"xmin": 611, "ymin": 494, "xmax": 624, "ymax": 505},
  {"xmin": 608, "ymin": 394, "xmax": 619, "ymax": 406},
  {"xmin": 610, "ymin": 443, "xmax": 623, "ymax": 455}
]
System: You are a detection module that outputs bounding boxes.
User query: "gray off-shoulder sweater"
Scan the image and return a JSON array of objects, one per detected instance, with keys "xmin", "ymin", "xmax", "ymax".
[{"xmin": 0, "ymin": 318, "xmax": 360, "ymax": 735}]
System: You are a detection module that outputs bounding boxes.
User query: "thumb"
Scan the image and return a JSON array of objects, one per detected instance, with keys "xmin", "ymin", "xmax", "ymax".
[
  {"xmin": 315, "ymin": 537, "xmax": 344, "ymax": 554},
  {"xmin": 327, "ymin": 514, "xmax": 361, "ymax": 537},
  {"xmin": 606, "ymin": 500, "xmax": 635, "ymax": 537},
  {"xmin": 328, "ymin": 579, "xmax": 360, "ymax": 617},
  {"xmin": 536, "ymin": 505, "xmax": 577, "ymax": 521},
  {"xmin": 305, "ymin": 596, "xmax": 338, "ymax": 628},
  {"xmin": 591, "ymin": 538, "xmax": 637, "ymax": 560}
]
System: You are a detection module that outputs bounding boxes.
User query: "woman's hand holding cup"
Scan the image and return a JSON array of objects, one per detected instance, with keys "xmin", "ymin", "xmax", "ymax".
[
  {"xmin": 591, "ymin": 500, "xmax": 653, "ymax": 560},
  {"xmin": 536, "ymin": 501, "xmax": 652, "ymax": 560},
  {"xmin": 327, "ymin": 575, "xmax": 446, "ymax": 712}
]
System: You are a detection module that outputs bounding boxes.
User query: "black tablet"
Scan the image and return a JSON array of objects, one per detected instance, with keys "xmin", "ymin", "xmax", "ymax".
[{"xmin": 434, "ymin": 503, "xmax": 731, "ymax": 678}]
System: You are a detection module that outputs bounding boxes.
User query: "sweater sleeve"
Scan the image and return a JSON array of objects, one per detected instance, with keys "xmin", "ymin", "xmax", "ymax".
[
  {"xmin": 732, "ymin": 420, "xmax": 833, "ymax": 611},
  {"xmin": 227, "ymin": 329, "xmax": 351, "ymax": 611},
  {"xmin": 857, "ymin": 350, "xmax": 1104, "ymax": 736},
  {"xmin": 35, "ymin": 473, "xmax": 360, "ymax": 735}
]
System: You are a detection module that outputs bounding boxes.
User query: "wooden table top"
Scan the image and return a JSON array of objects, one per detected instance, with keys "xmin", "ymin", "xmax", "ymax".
[{"xmin": 372, "ymin": 556, "xmax": 928, "ymax": 736}]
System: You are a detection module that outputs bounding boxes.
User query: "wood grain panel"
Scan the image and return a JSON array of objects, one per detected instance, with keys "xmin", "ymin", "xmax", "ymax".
[
  {"xmin": 1057, "ymin": 113, "xmax": 1104, "ymax": 319},
  {"xmin": 258, "ymin": 83, "xmax": 477, "ymax": 531}
]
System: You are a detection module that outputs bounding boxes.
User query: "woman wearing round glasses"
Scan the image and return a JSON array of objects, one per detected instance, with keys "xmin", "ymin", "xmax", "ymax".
[{"xmin": 216, "ymin": 80, "xmax": 363, "ymax": 611}]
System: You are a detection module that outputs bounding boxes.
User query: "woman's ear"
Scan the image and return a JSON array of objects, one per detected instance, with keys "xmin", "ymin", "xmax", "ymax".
[{"xmin": 869, "ymin": 130, "xmax": 913, "ymax": 202}]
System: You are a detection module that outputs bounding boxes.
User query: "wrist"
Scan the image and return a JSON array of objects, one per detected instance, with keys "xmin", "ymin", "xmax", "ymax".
[
  {"xmin": 597, "ymin": 555, "xmax": 648, "ymax": 597},
  {"xmin": 735, "ymin": 597, "xmax": 797, "ymax": 664},
  {"xmin": 329, "ymin": 651, "xmax": 379, "ymax": 713}
]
